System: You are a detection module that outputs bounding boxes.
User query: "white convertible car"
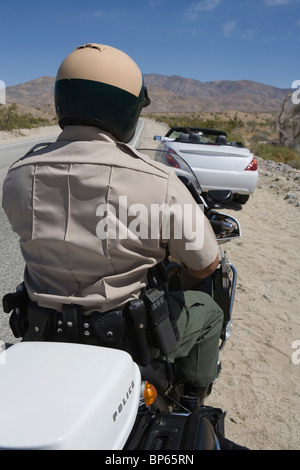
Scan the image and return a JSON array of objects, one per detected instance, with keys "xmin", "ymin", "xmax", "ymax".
[{"xmin": 154, "ymin": 127, "xmax": 258, "ymax": 204}]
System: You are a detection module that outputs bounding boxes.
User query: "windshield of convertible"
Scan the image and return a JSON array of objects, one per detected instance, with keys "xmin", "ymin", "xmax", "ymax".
[{"xmin": 165, "ymin": 127, "xmax": 242, "ymax": 147}]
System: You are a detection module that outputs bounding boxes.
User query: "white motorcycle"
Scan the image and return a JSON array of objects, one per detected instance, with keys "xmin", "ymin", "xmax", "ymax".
[{"xmin": 0, "ymin": 150, "xmax": 245, "ymax": 451}]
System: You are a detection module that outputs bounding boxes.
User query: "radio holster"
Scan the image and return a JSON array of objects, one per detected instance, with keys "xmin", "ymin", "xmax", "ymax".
[{"xmin": 141, "ymin": 288, "xmax": 178, "ymax": 357}]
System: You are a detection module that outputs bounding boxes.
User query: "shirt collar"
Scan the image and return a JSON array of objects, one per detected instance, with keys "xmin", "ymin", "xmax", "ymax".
[{"xmin": 57, "ymin": 125, "xmax": 117, "ymax": 143}]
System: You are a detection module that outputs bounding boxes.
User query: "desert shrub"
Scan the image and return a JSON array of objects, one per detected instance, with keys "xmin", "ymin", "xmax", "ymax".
[
  {"xmin": 0, "ymin": 103, "xmax": 50, "ymax": 131},
  {"xmin": 252, "ymin": 142, "xmax": 300, "ymax": 169}
]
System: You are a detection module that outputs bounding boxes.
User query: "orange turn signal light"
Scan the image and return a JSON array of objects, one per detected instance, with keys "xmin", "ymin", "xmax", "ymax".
[{"xmin": 144, "ymin": 381, "xmax": 157, "ymax": 406}]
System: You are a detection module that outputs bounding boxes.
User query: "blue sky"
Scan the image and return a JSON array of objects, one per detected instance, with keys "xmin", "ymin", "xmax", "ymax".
[{"xmin": 1, "ymin": 0, "xmax": 299, "ymax": 89}]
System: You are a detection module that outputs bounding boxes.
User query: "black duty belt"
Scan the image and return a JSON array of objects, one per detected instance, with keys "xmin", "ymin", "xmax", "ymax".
[
  {"xmin": 24, "ymin": 301, "xmax": 125, "ymax": 349},
  {"xmin": 3, "ymin": 284, "xmax": 179, "ymax": 368}
]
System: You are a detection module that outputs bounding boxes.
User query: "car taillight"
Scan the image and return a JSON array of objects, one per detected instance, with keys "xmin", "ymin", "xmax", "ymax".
[
  {"xmin": 166, "ymin": 149, "xmax": 180, "ymax": 168},
  {"xmin": 245, "ymin": 157, "xmax": 258, "ymax": 171}
]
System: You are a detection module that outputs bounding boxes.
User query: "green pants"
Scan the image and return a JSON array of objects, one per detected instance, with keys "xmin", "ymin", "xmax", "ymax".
[{"xmin": 151, "ymin": 291, "xmax": 224, "ymax": 388}]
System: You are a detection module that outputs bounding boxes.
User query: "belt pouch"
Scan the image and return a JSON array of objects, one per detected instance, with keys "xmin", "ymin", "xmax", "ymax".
[
  {"xmin": 3, "ymin": 283, "xmax": 30, "ymax": 339},
  {"xmin": 142, "ymin": 288, "xmax": 178, "ymax": 356},
  {"xmin": 90, "ymin": 309, "xmax": 123, "ymax": 348},
  {"xmin": 24, "ymin": 302, "xmax": 56, "ymax": 342},
  {"xmin": 127, "ymin": 299, "xmax": 151, "ymax": 367}
]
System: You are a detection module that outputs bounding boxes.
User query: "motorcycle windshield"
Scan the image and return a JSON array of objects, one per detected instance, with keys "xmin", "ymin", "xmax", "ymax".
[{"xmin": 137, "ymin": 147, "xmax": 202, "ymax": 194}]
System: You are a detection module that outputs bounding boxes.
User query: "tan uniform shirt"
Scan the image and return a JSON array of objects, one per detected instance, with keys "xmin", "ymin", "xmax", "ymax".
[{"xmin": 2, "ymin": 126, "xmax": 218, "ymax": 313}]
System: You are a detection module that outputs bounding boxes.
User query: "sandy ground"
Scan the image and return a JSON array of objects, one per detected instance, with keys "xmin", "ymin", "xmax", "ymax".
[
  {"xmin": 0, "ymin": 125, "xmax": 61, "ymax": 144},
  {"xmin": 205, "ymin": 166, "xmax": 300, "ymax": 451},
  {"xmin": 1, "ymin": 119, "xmax": 299, "ymax": 450},
  {"xmin": 139, "ymin": 118, "xmax": 300, "ymax": 451}
]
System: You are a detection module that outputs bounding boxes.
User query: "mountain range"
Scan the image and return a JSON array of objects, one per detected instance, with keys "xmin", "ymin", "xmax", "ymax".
[{"xmin": 5, "ymin": 74, "xmax": 288, "ymax": 114}]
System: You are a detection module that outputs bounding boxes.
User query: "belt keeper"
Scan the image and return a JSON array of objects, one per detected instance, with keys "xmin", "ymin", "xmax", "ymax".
[{"xmin": 62, "ymin": 304, "xmax": 80, "ymax": 343}]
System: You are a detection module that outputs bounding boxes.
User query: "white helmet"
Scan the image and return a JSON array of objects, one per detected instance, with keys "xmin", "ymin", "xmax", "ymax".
[{"xmin": 55, "ymin": 43, "xmax": 150, "ymax": 142}]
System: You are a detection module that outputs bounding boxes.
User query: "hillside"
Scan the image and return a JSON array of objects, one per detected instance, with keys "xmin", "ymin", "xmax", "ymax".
[
  {"xmin": 144, "ymin": 74, "xmax": 288, "ymax": 113},
  {"xmin": 6, "ymin": 77, "xmax": 55, "ymax": 109},
  {"xmin": 5, "ymin": 74, "xmax": 288, "ymax": 114}
]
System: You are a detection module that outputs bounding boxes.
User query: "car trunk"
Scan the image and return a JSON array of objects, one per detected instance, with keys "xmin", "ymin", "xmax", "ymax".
[{"xmin": 175, "ymin": 143, "xmax": 253, "ymax": 172}]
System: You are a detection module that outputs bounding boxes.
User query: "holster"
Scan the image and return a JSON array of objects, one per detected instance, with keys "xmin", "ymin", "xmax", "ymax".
[
  {"xmin": 142, "ymin": 288, "xmax": 178, "ymax": 356},
  {"xmin": 3, "ymin": 283, "xmax": 30, "ymax": 339},
  {"xmin": 126, "ymin": 289, "xmax": 180, "ymax": 366},
  {"xmin": 127, "ymin": 299, "xmax": 151, "ymax": 367}
]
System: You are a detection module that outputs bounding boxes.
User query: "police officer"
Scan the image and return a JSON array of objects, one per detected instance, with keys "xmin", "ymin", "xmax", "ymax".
[{"xmin": 2, "ymin": 44, "xmax": 223, "ymax": 404}]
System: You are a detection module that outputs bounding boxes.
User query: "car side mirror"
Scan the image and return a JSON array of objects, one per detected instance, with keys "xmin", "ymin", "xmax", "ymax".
[{"xmin": 154, "ymin": 135, "xmax": 162, "ymax": 141}]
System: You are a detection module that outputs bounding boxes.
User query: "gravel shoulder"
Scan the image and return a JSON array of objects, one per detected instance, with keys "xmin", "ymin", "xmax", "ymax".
[{"xmin": 140, "ymin": 118, "xmax": 300, "ymax": 450}]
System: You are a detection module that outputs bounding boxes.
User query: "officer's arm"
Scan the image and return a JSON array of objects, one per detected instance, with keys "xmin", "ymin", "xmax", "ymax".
[{"xmin": 187, "ymin": 255, "xmax": 219, "ymax": 279}]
